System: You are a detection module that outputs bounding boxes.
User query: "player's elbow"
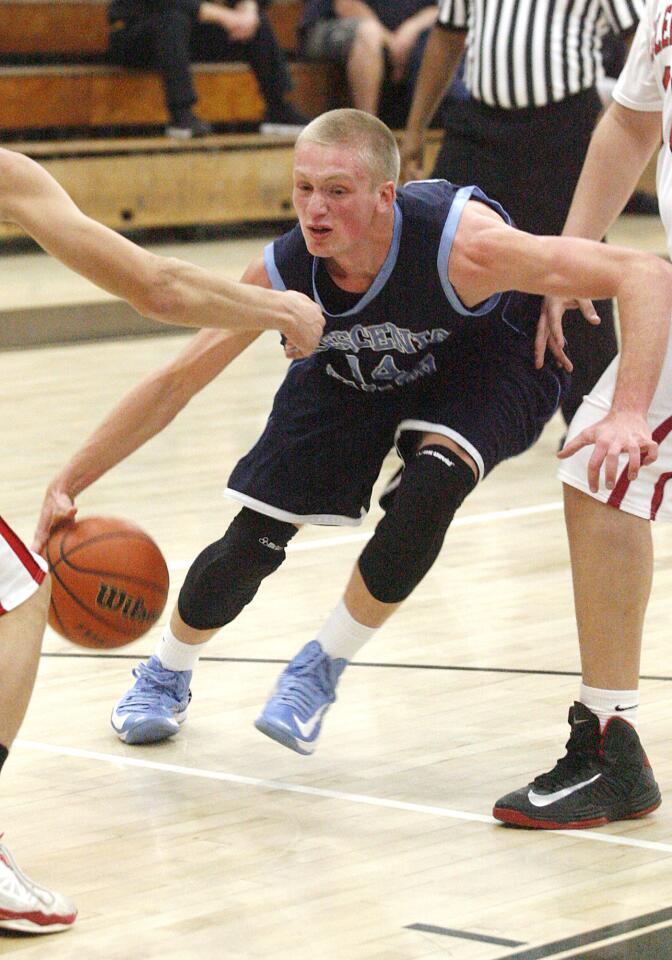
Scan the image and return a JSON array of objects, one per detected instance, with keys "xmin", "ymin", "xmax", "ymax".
[
  {"xmin": 134, "ymin": 256, "xmax": 191, "ymax": 325},
  {"xmin": 0, "ymin": 150, "xmax": 35, "ymax": 219}
]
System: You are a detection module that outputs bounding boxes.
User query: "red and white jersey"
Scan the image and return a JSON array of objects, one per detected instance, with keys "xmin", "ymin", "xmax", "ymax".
[
  {"xmin": 0, "ymin": 515, "xmax": 47, "ymax": 615},
  {"xmin": 613, "ymin": 0, "xmax": 672, "ymax": 253}
]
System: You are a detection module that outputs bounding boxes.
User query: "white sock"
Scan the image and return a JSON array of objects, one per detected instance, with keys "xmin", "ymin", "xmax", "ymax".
[
  {"xmin": 315, "ymin": 600, "xmax": 377, "ymax": 661},
  {"xmin": 154, "ymin": 625, "xmax": 202, "ymax": 673},
  {"xmin": 580, "ymin": 682, "xmax": 639, "ymax": 729}
]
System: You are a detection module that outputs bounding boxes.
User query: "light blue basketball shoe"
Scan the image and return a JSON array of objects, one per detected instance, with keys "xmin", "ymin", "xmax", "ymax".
[
  {"xmin": 110, "ymin": 656, "xmax": 192, "ymax": 745},
  {"xmin": 255, "ymin": 641, "xmax": 347, "ymax": 755}
]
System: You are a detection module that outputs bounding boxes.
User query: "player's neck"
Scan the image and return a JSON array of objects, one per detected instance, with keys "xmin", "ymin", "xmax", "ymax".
[{"xmin": 325, "ymin": 213, "xmax": 394, "ymax": 292}]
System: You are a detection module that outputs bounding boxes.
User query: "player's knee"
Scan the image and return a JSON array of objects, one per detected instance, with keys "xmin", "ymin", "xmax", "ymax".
[
  {"xmin": 178, "ymin": 508, "xmax": 298, "ymax": 630},
  {"xmin": 359, "ymin": 445, "xmax": 476, "ymax": 604}
]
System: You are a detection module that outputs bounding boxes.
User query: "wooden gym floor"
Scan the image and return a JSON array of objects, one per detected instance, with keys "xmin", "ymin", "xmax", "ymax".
[{"xmin": 2, "ymin": 215, "xmax": 672, "ymax": 959}]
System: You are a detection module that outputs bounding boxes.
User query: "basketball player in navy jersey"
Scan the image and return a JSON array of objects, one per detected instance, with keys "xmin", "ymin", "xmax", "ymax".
[{"xmin": 34, "ymin": 109, "xmax": 672, "ymax": 759}]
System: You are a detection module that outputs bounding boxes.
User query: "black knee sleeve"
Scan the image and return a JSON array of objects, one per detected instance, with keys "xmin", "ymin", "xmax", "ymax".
[
  {"xmin": 178, "ymin": 508, "xmax": 298, "ymax": 630},
  {"xmin": 359, "ymin": 445, "xmax": 476, "ymax": 604}
]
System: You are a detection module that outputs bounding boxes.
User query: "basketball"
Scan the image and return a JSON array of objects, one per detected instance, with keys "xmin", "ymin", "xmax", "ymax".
[{"xmin": 45, "ymin": 516, "xmax": 169, "ymax": 649}]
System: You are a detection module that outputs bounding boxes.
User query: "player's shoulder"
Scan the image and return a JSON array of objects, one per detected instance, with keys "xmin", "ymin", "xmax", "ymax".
[{"xmin": 398, "ymin": 177, "xmax": 458, "ymax": 207}]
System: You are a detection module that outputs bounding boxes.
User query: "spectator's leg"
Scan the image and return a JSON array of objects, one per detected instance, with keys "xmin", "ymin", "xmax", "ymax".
[
  {"xmin": 346, "ymin": 19, "xmax": 386, "ymax": 114},
  {"xmin": 150, "ymin": 3, "xmax": 198, "ymax": 118}
]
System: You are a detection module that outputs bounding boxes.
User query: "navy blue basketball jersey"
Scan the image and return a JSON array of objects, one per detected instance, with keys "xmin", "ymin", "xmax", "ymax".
[{"xmin": 264, "ymin": 180, "xmax": 519, "ymax": 396}]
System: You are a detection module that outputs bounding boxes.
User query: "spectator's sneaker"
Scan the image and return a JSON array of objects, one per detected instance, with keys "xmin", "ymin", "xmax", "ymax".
[
  {"xmin": 378, "ymin": 465, "xmax": 403, "ymax": 511},
  {"xmin": 166, "ymin": 112, "xmax": 213, "ymax": 139},
  {"xmin": 111, "ymin": 656, "xmax": 192, "ymax": 745},
  {"xmin": 493, "ymin": 702, "xmax": 661, "ymax": 829},
  {"xmin": 259, "ymin": 103, "xmax": 308, "ymax": 136},
  {"xmin": 255, "ymin": 640, "xmax": 346, "ymax": 755},
  {"xmin": 0, "ymin": 842, "xmax": 76, "ymax": 934}
]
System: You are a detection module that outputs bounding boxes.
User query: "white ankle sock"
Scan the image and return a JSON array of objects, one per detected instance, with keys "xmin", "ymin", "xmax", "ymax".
[
  {"xmin": 155, "ymin": 625, "xmax": 202, "ymax": 673},
  {"xmin": 580, "ymin": 682, "xmax": 639, "ymax": 729},
  {"xmin": 315, "ymin": 600, "xmax": 377, "ymax": 661}
]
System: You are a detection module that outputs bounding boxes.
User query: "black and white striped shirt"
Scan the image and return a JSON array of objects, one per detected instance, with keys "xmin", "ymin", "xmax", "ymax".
[{"xmin": 438, "ymin": 0, "xmax": 642, "ymax": 107}]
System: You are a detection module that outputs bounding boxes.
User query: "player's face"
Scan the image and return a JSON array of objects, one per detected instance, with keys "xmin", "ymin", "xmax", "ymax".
[{"xmin": 293, "ymin": 141, "xmax": 388, "ymax": 257}]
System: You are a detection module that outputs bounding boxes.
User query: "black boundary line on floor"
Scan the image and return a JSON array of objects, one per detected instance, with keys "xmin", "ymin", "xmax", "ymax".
[
  {"xmin": 406, "ymin": 923, "xmax": 524, "ymax": 946},
  {"xmin": 37, "ymin": 653, "xmax": 672, "ymax": 682},
  {"xmin": 494, "ymin": 907, "xmax": 672, "ymax": 960}
]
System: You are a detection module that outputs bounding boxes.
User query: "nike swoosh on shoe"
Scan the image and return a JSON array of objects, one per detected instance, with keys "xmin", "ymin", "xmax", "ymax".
[
  {"xmin": 528, "ymin": 773, "xmax": 602, "ymax": 807},
  {"xmin": 294, "ymin": 704, "xmax": 329, "ymax": 739}
]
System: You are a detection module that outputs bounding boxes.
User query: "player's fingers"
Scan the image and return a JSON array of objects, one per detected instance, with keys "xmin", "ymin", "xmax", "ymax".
[
  {"xmin": 642, "ymin": 440, "xmax": 659, "ymax": 466},
  {"xmin": 587, "ymin": 444, "xmax": 607, "ymax": 492},
  {"xmin": 557, "ymin": 429, "xmax": 592, "ymax": 459},
  {"xmin": 626, "ymin": 441, "xmax": 642, "ymax": 482},
  {"xmin": 534, "ymin": 312, "xmax": 549, "ymax": 369},
  {"xmin": 576, "ymin": 298, "xmax": 600, "ymax": 324}
]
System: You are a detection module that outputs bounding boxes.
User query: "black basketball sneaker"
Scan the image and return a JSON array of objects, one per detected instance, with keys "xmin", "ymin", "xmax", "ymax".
[{"xmin": 493, "ymin": 702, "xmax": 661, "ymax": 829}]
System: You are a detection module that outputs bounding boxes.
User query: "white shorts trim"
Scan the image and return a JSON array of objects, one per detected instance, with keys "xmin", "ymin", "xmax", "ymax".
[
  {"xmin": 394, "ymin": 420, "xmax": 485, "ymax": 480},
  {"xmin": 223, "ymin": 489, "xmax": 366, "ymax": 527}
]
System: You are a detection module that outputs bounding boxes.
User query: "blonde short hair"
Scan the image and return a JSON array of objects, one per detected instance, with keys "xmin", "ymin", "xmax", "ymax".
[{"xmin": 296, "ymin": 109, "xmax": 400, "ymax": 186}]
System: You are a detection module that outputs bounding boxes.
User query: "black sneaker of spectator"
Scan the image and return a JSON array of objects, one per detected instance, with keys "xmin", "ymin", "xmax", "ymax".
[
  {"xmin": 259, "ymin": 103, "xmax": 308, "ymax": 136},
  {"xmin": 166, "ymin": 111, "xmax": 214, "ymax": 140}
]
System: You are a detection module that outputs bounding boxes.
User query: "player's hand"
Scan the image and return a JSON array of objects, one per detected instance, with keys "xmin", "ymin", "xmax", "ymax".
[
  {"xmin": 33, "ymin": 486, "xmax": 77, "ymax": 554},
  {"xmin": 227, "ymin": 1, "xmax": 259, "ymax": 41},
  {"xmin": 535, "ymin": 295, "xmax": 599, "ymax": 370},
  {"xmin": 280, "ymin": 290, "xmax": 325, "ymax": 357},
  {"xmin": 558, "ymin": 410, "xmax": 658, "ymax": 493},
  {"xmin": 400, "ymin": 130, "xmax": 424, "ymax": 184}
]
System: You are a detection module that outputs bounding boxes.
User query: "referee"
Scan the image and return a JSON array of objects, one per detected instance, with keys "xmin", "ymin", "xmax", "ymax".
[{"xmin": 401, "ymin": 0, "xmax": 643, "ymax": 425}]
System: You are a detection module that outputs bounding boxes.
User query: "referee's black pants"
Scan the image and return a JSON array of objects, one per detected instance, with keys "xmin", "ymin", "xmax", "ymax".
[
  {"xmin": 432, "ymin": 87, "xmax": 617, "ymax": 425},
  {"xmin": 108, "ymin": 3, "xmax": 292, "ymax": 120}
]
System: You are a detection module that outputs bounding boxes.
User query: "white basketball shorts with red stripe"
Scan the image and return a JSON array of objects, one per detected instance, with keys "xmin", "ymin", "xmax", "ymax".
[
  {"xmin": 0, "ymin": 516, "xmax": 48, "ymax": 615},
  {"xmin": 558, "ymin": 341, "xmax": 672, "ymax": 522}
]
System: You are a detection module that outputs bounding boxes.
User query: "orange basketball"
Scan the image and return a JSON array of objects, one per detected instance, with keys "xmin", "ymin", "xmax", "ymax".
[{"xmin": 45, "ymin": 516, "xmax": 169, "ymax": 649}]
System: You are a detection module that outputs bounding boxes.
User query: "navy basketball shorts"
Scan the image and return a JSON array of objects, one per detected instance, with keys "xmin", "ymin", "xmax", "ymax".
[
  {"xmin": 226, "ymin": 323, "xmax": 567, "ymax": 526},
  {"xmin": 226, "ymin": 359, "xmax": 403, "ymax": 526},
  {"xmin": 395, "ymin": 321, "xmax": 567, "ymax": 479}
]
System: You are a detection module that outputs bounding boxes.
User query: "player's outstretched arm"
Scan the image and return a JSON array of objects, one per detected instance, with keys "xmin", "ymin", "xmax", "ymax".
[
  {"xmin": 450, "ymin": 200, "xmax": 672, "ymax": 484},
  {"xmin": 534, "ymin": 103, "xmax": 661, "ymax": 369},
  {"xmin": 33, "ymin": 326, "xmax": 260, "ymax": 551},
  {"xmin": 32, "ymin": 257, "xmax": 285, "ymax": 552},
  {"xmin": 0, "ymin": 149, "xmax": 324, "ymax": 355}
]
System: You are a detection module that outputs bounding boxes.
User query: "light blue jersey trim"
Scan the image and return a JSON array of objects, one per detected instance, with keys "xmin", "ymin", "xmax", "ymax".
[
  {"xmin": 264, "ymin": 242, "xmax": 287, "ymax": 291},
  {"xmin": 437, "ymin": 185, "xmax": 511, "ymax": 318},
  {"xmin": 311, "ymin": 202, "xmax": 403, "ymax": 317}
]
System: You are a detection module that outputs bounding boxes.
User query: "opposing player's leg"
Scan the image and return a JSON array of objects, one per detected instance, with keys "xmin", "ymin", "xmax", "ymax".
[
  {"xmin": 111, "ymin": 508, "xmax": 298, "ymax": 744},
  {"xmin": 256, "ymin": 436, "xmax": 478, "ymax": 754},
  {"xmin": 493, "ymin": 350, "xmax": 672, "ymax": 828},
  {"xmin": 0, "ymin": 517, "xmax": 77, "ymax": 932}
]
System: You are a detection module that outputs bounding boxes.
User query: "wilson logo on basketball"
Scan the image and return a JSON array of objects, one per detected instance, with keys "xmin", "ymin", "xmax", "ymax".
[{"xmin": 95, "ymin": 583, "xmax": 162, "ymax": 624}]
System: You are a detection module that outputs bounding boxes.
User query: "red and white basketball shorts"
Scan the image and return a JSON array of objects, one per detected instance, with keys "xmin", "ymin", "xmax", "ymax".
[
  {"xmin": 0, "ymin": 515, "xmax": 48, "ymax": 615},
  {"xmin": 558, "ymin": 345, "xmax": 672, "ymax": 522}
]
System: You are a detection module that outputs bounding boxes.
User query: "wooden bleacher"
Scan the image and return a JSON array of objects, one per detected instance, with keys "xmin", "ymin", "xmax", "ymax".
[{"xmin": 0, "ymin": 0, "xmax": 348, "ymax": 240}]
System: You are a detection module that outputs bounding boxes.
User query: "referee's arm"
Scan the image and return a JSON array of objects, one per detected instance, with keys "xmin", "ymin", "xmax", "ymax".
[{"xmin": 400, "ymin": 24, "xmax": 466, "ymax": 181}]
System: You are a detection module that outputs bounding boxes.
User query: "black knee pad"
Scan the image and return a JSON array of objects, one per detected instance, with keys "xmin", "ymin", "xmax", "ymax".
[
  {"xmin": 178, "ymin": 508, "xmax": 298, "ymax": 630},
  {"xmin": 359, "ymin": 445, "xmax": 476, "ymax": 604}
]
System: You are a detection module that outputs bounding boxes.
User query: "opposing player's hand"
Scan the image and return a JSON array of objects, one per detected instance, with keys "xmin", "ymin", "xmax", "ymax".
[
  {"xmin": 557, "ymin": 410, "xmax": 658, "ymax": 493},
  {"xmin": 280, "ymin": 290, "xmax": 324, "ymax": 357},
  {"xmin": 400, "ymin": 130, "xmax": 424, "ymax": 184},
  {"xmin": 535, "ymin": 295, "xmax": 599, "ymax": 371},
  {"xmin": 33, "ymin": 486, "xmax": 77, "ymax": 554}
]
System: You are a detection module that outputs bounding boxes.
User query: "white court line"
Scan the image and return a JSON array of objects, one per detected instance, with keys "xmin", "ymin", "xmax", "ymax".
[
  {"xmin": 15, "ymin": 738, "xmax": 672, "ymax": 855},
  {"xmin": 167, "ymin": 501, "xmax": 563, "ymax": 571}
]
